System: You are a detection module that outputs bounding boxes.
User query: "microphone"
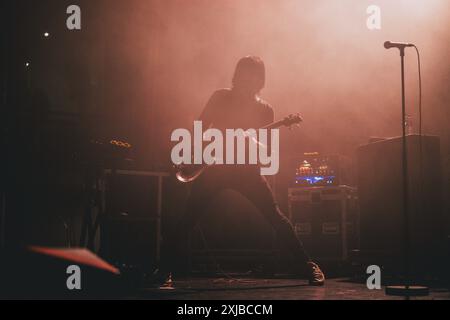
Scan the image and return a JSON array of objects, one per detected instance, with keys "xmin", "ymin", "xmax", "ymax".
[{"xmin": 384, "ymin": 41, "xmax": 414, "ymax": 49}]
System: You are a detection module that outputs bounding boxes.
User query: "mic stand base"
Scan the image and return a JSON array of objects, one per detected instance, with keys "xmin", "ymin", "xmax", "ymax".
[{"xmin": 385, "ymin": 285, "xmax": 429, "ymax": 297}]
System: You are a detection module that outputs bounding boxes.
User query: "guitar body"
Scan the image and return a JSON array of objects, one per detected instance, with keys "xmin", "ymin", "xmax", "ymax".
[
  {"xmin": 175, "ymin": 163, "xmax": 208, "ymax": 183},
  {"xmin": 174, "ymin": 113, "xmax": 302, "ymax": 183}
]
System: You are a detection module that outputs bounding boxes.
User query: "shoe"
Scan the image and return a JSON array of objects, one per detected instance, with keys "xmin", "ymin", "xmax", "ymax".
[
  {"xmin": 306, "ymin": 261, "xmax": 325, "ymax": 286},
  {"xmin": 145, "ymin": 268, "xmax": 172, "ymax": 288},
  {"xmin": 159, "ymin": 272, "xmax": 175, "ymax": 290}
]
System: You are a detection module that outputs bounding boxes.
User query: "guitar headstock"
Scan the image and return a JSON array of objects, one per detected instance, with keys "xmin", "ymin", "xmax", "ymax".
[{"xmin": 282, "ymin": 113, "xmax": 303, "ymax": 129}]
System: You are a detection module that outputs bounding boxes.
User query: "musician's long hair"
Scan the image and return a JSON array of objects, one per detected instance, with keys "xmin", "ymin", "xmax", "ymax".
[{"xmin": 232, "ymin": 56, "xmax": 265, "ymax": 94}]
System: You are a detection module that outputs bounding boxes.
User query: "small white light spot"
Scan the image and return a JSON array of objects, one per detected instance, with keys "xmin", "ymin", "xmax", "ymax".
[
  {"xmin": 43, "ymin": 32, "xmax": 50, "ymax": 38},
  {"xmin": 25, "ymin": 62, "xmax": 30, "ymax": 67}
]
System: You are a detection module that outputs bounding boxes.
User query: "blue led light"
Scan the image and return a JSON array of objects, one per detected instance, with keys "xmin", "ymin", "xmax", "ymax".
[{"xmin": 295, "ymin": 175, "xmax": 336, "ymax": 185}]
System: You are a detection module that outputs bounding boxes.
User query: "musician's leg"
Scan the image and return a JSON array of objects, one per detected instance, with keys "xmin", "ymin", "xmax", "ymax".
[
  {"xmin": 160, "ymin": 174, "xmax": 221, "ymax": 275},
  {"xmin": 236, "ymin": 175, "xmax": 311, "ymax": 265},
  {"xmin": 235, "ymin": 174, "xmax": 324, "ymax": 285}
]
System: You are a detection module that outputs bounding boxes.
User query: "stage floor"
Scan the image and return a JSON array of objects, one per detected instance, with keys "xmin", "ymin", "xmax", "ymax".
[{"xmin": 137, "ymin": 277, "xmax": 450, "ymax": 300}]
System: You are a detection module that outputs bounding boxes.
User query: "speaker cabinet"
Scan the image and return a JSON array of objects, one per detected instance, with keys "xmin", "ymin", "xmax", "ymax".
[
  {"xmin": 356, "ymin": 135, "xmax": 444, "ymax": 272},
  {"xmin": 100, "ymin": 170, "xmax": 168, "ymax": 271}
]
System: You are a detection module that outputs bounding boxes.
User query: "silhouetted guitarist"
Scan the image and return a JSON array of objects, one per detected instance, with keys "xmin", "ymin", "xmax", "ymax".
[{"xmin": 160, "ymin": 56, "xmax": 325, "ymax": 286}]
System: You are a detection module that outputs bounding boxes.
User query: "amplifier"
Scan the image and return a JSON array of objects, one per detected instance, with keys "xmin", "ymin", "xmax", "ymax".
[
  {"xmin": 100, "ymin": 170, "xmax": 169, "ymax": 271},
  {"xmin": 291, "ymin": 153, "xmax": 353, "ymax": 187},
  {"xmin": 356, "ymin": 135, "xmax": 444, "ymax": 272},
  {"xmin": 288, "ymin": 186, "xmax": 359, "ymax": 262}
]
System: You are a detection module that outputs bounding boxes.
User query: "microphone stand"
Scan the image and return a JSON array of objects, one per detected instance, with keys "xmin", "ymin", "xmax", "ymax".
[{"xmin": 384, "ymin": 46, "xmax": 429, "ymax": 298}]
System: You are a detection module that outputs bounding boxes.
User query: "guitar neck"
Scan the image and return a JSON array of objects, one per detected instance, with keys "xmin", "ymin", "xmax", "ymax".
[{"xmin": 262, "ymin": 119, "xmax": 286, "ymax": 130}]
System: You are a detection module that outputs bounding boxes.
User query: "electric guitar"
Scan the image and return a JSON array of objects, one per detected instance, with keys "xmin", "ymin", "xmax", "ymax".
[{"xmin": 174, "ymin": 113, "xmax": 303, "ymax": 183}]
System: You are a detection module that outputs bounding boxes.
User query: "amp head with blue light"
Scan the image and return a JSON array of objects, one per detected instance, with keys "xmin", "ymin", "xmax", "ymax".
[{"xmin": 293, "ymin": 153, "xmax": 351, "ymax": 187}]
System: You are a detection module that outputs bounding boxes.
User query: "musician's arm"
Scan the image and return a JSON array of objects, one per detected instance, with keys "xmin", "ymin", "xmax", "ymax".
[
  {"xmin": 269, "ymin": 106, "xmax": 274, "ymax": 123},
  {"xmin": 265, "ymin": 103, "xmax": 275, "ymax": 124},
  {"xmin": 265, "ymin": 105, "xmax": 275, "ymax": 154},
  {"xmin": 198, "ymin": 90, "xmax": 222, "ymax": 128}
]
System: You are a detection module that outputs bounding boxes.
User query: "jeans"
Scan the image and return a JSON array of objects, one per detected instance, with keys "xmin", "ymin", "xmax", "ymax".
[{"xmin": 161, "ymin": 166, "xmax": 310, "ymax": 272}]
